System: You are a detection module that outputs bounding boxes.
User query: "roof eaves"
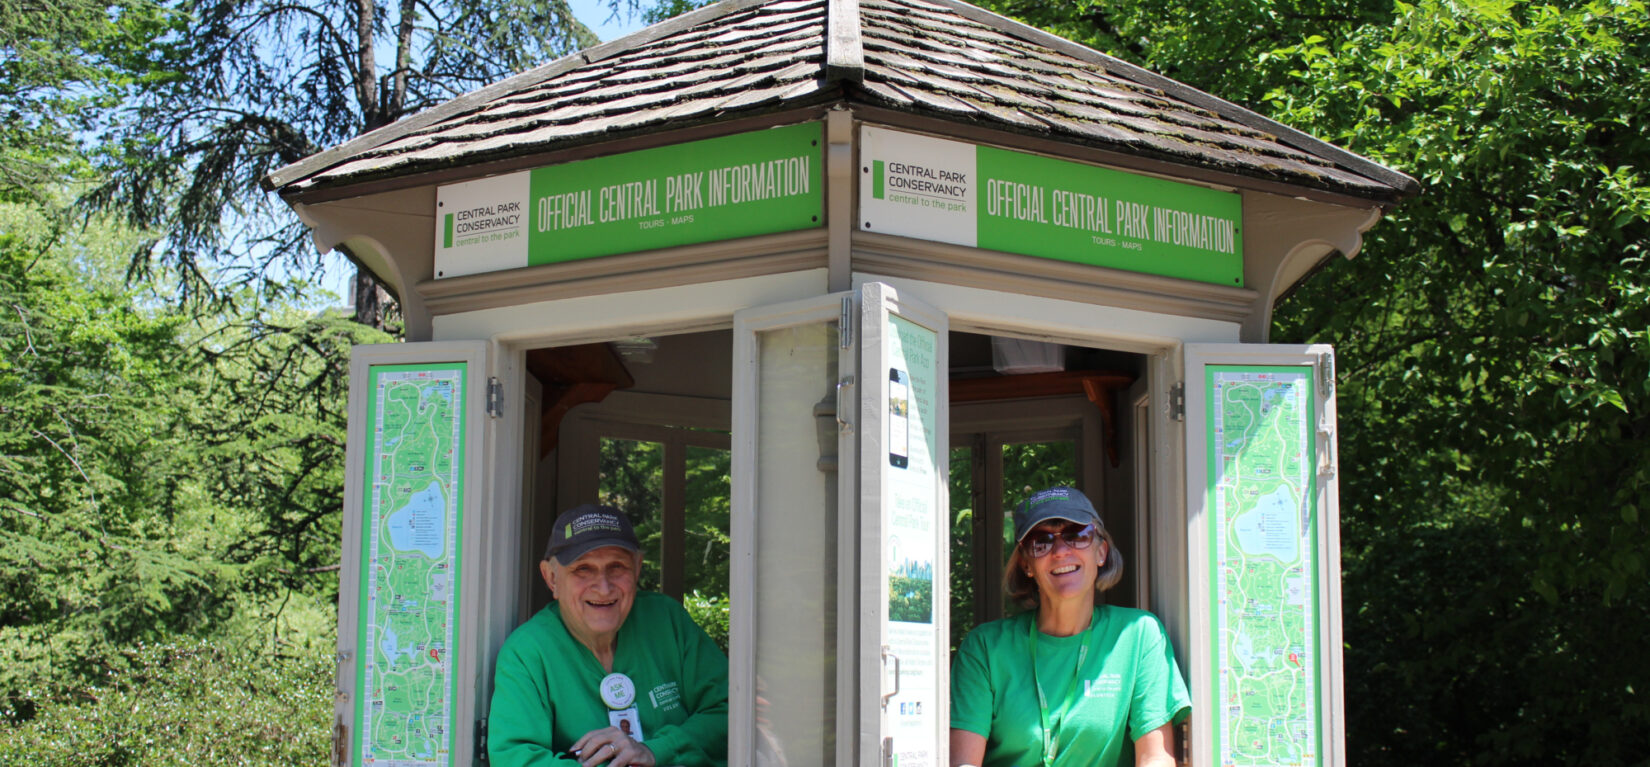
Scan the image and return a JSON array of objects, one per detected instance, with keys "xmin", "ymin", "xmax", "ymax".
[
  {"xmin": 919, "ymin": 0, "xmax": 1421, "ymax": 200},
  {"xmin": 261, "ymin": 0, "xmax": 776, "ymax": 192}
]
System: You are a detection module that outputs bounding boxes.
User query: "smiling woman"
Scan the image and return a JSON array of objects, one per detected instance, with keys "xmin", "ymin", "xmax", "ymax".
[
  {"xmin": 488, "ymin": 504, "xmax": 730, "ymax": 767},
  {"xmin": 950, "ymin": 487, "xmax": 1190, "ymax": 767}
]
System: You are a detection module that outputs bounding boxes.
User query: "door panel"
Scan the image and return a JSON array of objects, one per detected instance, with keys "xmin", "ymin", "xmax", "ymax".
[
  {"xmin": 1183, "ymin": 343, "xmax": 1344, "ymax": 767},
  {"xmin": 339, "ymin": 341, "xmax": 492, "ymax": 767}
]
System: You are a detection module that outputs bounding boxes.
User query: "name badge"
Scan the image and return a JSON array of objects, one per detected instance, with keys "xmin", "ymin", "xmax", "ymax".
[{"xmin": 609, "ymin": 706, "xmax": 645, "ymax": 742}]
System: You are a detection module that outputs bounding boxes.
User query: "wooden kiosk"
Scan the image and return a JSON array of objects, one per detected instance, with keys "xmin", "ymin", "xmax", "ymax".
[{"xmin": 264, "ymin": 1, "xmax": 1417, "ymax": 765}]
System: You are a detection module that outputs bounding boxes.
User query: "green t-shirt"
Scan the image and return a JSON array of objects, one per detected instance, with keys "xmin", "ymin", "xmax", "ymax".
[
  {"xmin": 488, "ymin": 591, "xmax": 729, "ymax": 767},
  {"xmin": 951, "ymin": 606, "xmax": 1191, "ymax": 767}
]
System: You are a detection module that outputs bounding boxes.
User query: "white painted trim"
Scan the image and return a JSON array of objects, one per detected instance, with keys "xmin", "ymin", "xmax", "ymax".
[
  {"xmin": 851, "ymin": 273, "xmax": 1239, "ymax": 354},
  {"xmin": 432, "ymin": 270, "xmax": 828, "ymax": 344}
]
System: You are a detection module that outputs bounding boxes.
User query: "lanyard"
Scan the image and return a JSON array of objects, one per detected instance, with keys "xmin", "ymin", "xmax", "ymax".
[{"xmin": 1029, "ymin": 610, "xmax": 1096, "ymax": 767}]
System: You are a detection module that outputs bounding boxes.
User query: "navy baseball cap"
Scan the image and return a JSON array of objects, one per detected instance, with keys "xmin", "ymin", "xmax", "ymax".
[
  {"xmin": 1012, "ymin": 486, "xmax": 1103, "ymax": 543},
  {"xmin": 544, "ymin": 504, "xmax": 640, "ymax": 565}
]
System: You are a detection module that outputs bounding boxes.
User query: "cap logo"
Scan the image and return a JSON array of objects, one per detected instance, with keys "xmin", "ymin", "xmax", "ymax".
[
  {"xmin": 1026, "ymin": 488, "xmax": 1075, "ymax": 508},
  {"xmin": 568, "ymin": 511, "xmax": 624, "ymax": 537}
]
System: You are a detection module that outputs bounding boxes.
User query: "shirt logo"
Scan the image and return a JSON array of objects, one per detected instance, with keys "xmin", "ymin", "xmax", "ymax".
[
  {"xmin": 1083, "ymin": 673, "xmax": 1123, "ymax": 698},
  {"xmin": 649, "ymin": 681, "xmax": 682, "ymax": 711}
]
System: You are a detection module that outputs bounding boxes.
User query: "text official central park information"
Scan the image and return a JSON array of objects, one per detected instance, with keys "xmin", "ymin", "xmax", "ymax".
[
  {"xmin": 859, "ymin": 126, "xmax": 1244, "ymax": 286},
  {"xmin": 434, "ymin": 124, "xmax": 823, "ymax": 279}
]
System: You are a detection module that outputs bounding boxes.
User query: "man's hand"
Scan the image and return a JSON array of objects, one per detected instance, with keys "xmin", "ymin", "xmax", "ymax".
[{"xmin": 572, "ymin": 726, "xmax": 656, "ymax": 767}]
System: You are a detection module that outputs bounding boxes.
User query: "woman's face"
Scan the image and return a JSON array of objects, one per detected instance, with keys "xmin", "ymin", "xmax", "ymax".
[
  {"xmin": 542, "ymin": 546, "xmax": 639, "ymax": 643},
  {"xmin": 1024, "ymin": 521, "xmax": 1107, "ymax": 605}
]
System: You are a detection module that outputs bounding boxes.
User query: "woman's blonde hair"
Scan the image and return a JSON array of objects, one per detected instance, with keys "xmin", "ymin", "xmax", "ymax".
[{"xmin": 1002, "ymin": 523, "xmax": 1124, "ymax": 610}]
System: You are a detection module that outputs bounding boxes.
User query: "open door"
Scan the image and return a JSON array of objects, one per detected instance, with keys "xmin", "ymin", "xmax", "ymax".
[
  {"xmin": 856, "ymin": 283, "xmax": 949, "ymax": 767},
  {"xmin": 730, "ymin": 282, "xmax": 949, "ymax": 767},
  {"xmin": 1183, "ymin": 344, "xmax": 1345, "ymax": 767},
  {"xmin": 337, "ymin": 341, "xmax": 494, "ymax": 766}
]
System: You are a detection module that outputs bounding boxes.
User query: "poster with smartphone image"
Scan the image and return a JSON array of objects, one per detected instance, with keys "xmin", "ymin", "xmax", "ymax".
[
  {"xmin": 888, "ymin": 368, "xmax": 910, "ymax": 468},
  {"xmin": 882, "ymin": 312, "xmax": 940, "ymax": 767}
]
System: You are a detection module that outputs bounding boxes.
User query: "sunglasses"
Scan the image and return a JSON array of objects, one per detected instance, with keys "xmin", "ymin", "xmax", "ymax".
[{"xmin": 1022, "ymin": 522, "xmax": 1097, "ymax": 558}]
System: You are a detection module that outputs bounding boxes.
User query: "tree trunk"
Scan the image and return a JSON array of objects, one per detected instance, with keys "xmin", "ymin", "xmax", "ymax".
[{"xmin": 352, "ymin": 268, "xmax": 388, "ymax": 329}]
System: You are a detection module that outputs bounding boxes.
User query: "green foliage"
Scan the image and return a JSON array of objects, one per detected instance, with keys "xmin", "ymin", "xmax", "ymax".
[
  {"xmin": 888, "ymin": 574, "xmax": 934, "ymax": 623},
  {"xmin": 986, "ymin": 0, "xmax": 1650, "ymax": 761},
  {"xmin": 0, "ymin": 640, "xmax": 333, "ymax": 766},
  {"xmin": 0, "ymin": 198, "xmax": 386, "ymax": 736},
  {"xmin": 0, "ymin": 0, "xmax": 179, "ymax": 200},
  {"xmin": 1257, "ymin": 0, "xmax": 1650, "ymax": 762},
  {"xmin": 975, "ymin": 0, "xmax": 1393, "ymax": 106},
  {"xmin": 683, "ymin": 589, "xmax": 730, "ymax": 653}
]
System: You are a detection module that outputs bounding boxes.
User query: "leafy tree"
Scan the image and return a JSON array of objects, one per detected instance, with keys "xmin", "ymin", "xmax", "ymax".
[
  {"xmin": 0, "ymin": 196, "xmax": 389, "ymax": 725},
  {"xmin": 0, "ymin": 0, "xmax": 176, "ymax": 200},
  {"xmin": 1264, "ymin": 1, "xmax": 1650, "ymax": 762},
  {"xmin": 985, "ymin": 0, "xmax": 1649, "ymax": 762},
  {"xmin": 975, "ymin": 0, "xmax": 1395, "ymax": 106},
  {"xmin": 81, "ymin": 0, "xmax": 615, "ymax": 313}
]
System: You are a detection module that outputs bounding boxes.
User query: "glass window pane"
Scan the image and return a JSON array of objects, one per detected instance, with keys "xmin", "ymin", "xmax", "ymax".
[
  {"xmin": 1000, "ymin": 440, "xmax": 1077, "ymax": 514},
  {"xmin": 599, "ymin": 437, "xmax": 664, "ymax": 591},
  {"xmin": 999, "ymin": 440, "xmax": 1077, "ymax": 616},
  {"xmin": 683, "ymin": 445, "xmax": 731, "ymax": 652},
  {"xmin": 949, "ymin": 445, "xmax": 975, "ymax": 654}
]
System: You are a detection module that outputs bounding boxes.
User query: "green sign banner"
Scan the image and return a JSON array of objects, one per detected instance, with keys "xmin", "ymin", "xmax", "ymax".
[
  {"xmin": 1205, "ymin": 365, "xmax": 1322, "ymax": 767},
  {"xmin": 356, "ymin": 363, "xmax": 468, "ymax": 766},
  {"xmin": 859, "ymin": 126, "xmax": 1244, "ymax": 286},
  {"xmin": 435, "ymin": 123, "xmax": 823, "ymax": 279}
]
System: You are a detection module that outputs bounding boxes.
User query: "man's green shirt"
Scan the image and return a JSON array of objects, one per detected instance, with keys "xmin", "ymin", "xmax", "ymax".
[{"xmin": 489, "ymin": 592, "xmax": 729, "ymax": 767}]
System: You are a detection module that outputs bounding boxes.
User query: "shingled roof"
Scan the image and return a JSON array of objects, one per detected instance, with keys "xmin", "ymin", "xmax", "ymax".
[{"xmin": 263, "ymin": 0, "xmax": 1418, "ymax": 203}]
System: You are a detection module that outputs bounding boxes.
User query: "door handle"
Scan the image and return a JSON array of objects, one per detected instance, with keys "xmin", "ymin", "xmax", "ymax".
[
  {"xmin": 837, "ymin": 376, "xmax": 855, "ymax": 434},
  {"xmin": 880, "ymin": 645, "xmax": 900, "ymax": 708}
]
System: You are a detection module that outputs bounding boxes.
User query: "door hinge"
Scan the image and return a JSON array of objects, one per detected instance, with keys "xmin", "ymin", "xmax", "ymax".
[
  {"xmin": 1169, "ymin": 382, "xmax": 1185, "ymax": 421},
  {"xmin": 475, "ymin": 718, "xmax": 489, "ymax": 762},
  {"xmin": 486, "ymin": 377, "xmax": 503, "ymax": 419},
  {"xmin": 1318, "ymin": 351, "xmax": 1336, "ymax": 395},
  {"xmin": 840, "ymin": 296, "xmax": 853, "ymax": 349}
]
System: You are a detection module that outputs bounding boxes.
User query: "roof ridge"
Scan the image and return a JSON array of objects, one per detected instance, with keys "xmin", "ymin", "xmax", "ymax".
[
  {"xmin": 262, "ymin": 0, "xmax": 779, "ymax": 192},
  {"xmin": 825, "ymin": 0, "xmax": 865, "ymax": 83},
  {"xmin": 914, "ymin": 0, "xmax": 1419, "ymax": 197}
]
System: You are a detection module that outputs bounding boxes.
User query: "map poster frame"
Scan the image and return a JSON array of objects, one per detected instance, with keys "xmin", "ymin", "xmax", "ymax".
[
  {"xmin": 340, "ymin": 342, "xmax": 490, "ymax": 767},
  {"xmin": 1182, "ymin": 344, "xmax": 1345, "ymax": 767},
  {"xmin": 856, "ymin": 282, "xmax": 951, "ymax": 767}
]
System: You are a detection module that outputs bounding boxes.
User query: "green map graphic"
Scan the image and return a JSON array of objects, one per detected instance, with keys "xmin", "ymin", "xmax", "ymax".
[
  {"xmin": 357, "ymin": 365, "xmax": 466, "ymax": 766},
  {"xmin": 1208, "ymin": 368, "xmax": 1319, "ymax": 767}
]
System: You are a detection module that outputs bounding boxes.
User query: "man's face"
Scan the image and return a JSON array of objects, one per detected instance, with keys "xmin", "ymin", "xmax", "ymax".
[{"xmin": 542, "ymin": 546, "xmax": 640, "ymax": 642}]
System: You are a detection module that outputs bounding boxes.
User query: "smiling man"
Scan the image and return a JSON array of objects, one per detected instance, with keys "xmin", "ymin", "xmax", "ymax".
[{"xmin": 489, "ymin": 504, "xmax": 729, "ymax": 767}]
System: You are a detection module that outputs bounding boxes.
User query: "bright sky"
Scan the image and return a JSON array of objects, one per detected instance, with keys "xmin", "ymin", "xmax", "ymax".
[{"xmin": 569, "ymin": 0, "xmax": 653, "ymax": 42}]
